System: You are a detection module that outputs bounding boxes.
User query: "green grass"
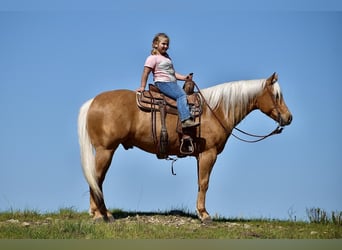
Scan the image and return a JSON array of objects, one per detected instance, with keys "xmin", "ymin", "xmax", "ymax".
[{"xmin": 0, "ymin": 208, "xmax": 341, "ymax": 239}]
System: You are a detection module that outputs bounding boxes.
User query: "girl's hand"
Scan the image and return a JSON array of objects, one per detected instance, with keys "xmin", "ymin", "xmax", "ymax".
[
  {"xmin": 186, "ymin": 73, "xmax": 194, "ymax": 80},
  {"xmin": 136, "ymin": 86, "xmax": 145, "ymax": 92}
]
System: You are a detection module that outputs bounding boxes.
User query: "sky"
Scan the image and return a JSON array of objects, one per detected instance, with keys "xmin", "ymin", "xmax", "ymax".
[{"xmin": 0, "ymin": 1, "xmax": 341, "ymax": 221}]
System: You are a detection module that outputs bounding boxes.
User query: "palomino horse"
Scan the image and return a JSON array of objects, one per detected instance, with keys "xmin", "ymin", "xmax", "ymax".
[{"xmin": 78, "ymin": 72, "xmax": 292, "ymax": 222}]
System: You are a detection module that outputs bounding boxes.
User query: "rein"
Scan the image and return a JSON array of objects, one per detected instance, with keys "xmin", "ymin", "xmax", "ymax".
[
  {"xmin": 193, "ymin": 81, "xmax": 284, "ymax": 143},
  {"xmin": 231, "ymin": 126, "xmax": 283, "ymax": 143}
]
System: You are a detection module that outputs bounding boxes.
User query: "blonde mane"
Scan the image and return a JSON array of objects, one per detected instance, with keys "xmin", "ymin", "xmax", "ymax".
[{"xmin": 201, "ymin": 79, "xmax": 282, "ymax": 123}]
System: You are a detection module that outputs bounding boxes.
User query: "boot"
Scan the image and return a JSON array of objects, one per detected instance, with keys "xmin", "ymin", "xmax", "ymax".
[{"xmin": 182, "ymin": 118, "xmax": 200, "ymax": 128}]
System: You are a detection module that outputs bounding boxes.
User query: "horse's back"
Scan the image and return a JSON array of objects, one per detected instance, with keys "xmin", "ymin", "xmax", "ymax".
[
  {"xmin": 89, "ymin": 89, "xmax": 137, "ymax": 113},
  {"xmin": 92, "ymin": 89, "xmax": 135, "ymax": 105}
]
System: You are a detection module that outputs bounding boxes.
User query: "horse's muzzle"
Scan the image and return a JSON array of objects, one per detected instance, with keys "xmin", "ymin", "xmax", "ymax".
[{"xmin": 280, "ymin": 113, "xmax": 293, "ymax": 126}]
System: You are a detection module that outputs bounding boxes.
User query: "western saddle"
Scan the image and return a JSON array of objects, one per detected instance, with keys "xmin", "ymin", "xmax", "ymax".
[{"xmin": 136, "ymin": 79, "xmax": 203, "ymax": 159}]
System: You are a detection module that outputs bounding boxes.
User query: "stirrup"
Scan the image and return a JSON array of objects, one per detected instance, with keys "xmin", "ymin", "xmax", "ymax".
[{"xmin": 180, "ymin": 137, "xmax": 194, "ymax": 155}]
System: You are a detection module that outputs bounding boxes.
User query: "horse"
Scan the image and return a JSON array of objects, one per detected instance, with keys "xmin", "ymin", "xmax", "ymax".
[{"xmin": 77, "ymin": 72, "xmax": 292, "ymax": 222}]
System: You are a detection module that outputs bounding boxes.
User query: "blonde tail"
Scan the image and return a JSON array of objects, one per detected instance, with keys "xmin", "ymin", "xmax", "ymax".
[{"xmin": 77, "ymin": 99, "xmax": 102, "ymax": 201}]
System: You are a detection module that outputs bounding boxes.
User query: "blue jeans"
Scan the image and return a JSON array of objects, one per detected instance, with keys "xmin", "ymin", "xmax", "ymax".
[{"xmin": 155, "ymin": 81, "xmax": 190, "ymax": 122}]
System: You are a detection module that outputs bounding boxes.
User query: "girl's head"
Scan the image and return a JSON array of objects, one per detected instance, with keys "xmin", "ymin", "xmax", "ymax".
[{"xmin": 151, "ymin": 33, "xmax": 170, "ymax": 55}]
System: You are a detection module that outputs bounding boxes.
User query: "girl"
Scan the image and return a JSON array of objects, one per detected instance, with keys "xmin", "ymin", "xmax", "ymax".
[{"xmin": 137, "ymin": 33, "xmax": 199, "ymax": 128}]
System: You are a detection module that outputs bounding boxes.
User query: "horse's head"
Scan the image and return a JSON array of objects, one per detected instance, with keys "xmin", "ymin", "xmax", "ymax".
[{"xmin": 256, "ymin": 73, "xmax": 293, "ymax": 127}]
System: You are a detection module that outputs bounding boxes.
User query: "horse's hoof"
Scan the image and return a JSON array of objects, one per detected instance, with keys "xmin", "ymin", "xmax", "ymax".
[
  {"xmin": 201, "ymin": 216, "xmax": 213, "ymax": 225},
  {"xmin": 93, "ymin": 217, "xmax": 105, "ymax": 224},
  {"xmin": 197, "ymin": 209, "xmax": 212, "ymax": 224},
  {"xmin": 93, "ymin": 214, "xmax": 115, "ymax": 223},
  {"xmin": 106, "ymin": 214, "xmax": 115, "ymax": 223}
]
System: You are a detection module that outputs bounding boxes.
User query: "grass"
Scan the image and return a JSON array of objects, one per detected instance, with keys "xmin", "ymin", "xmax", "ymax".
[
  {"xmin": 306, "ymin": 207, "xmax": 342, "ymax": 225},
  {"xmin": 0, "ymin": 207, "xmax": 341, "ymax": 239}
]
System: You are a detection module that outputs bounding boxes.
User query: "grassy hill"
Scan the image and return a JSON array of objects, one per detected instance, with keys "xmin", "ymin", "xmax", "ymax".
[{"xmin": 0, "ymin": 208, "xmax": 341, "ymax": 239}]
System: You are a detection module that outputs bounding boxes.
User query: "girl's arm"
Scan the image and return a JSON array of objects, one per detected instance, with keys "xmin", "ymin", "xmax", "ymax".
[
  {"xmin": 175, "ymin": 72, "xmax": 192, "ymax": 81},
  {"xmin": 137, "ymin": 66, "xmax": 152, "ymax": 92}
]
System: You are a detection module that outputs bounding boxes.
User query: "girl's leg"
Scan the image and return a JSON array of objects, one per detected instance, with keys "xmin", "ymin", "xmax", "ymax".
[{"xmin": 155, "ymin": 82, "xmax": 190, "ymax": 122}]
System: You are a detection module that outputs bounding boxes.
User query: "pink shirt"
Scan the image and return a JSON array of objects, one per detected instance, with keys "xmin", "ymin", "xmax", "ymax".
[{"xmin": 144, "ymin": 55, "xmax": 176, "ymax": 82}]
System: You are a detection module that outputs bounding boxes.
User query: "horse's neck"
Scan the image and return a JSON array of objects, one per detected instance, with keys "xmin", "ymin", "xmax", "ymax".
[
  {"xmin": 226, "ymin": 98, "xmax": 256, "ymax": 129},
  {"xmin": 203, "ymin": 79, "xmax": 263, "ymax": 130}
]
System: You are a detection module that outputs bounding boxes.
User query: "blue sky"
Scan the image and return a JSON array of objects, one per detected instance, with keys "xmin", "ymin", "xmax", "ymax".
[{"xmin": 0, "ymin": 1, "xmax": 341, "ymax": 221}]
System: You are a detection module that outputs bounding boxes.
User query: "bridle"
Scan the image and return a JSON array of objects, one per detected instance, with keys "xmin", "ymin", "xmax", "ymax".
[{"xmin": 193, "ymin": 79, "xmax": 284, "ymax": 143}]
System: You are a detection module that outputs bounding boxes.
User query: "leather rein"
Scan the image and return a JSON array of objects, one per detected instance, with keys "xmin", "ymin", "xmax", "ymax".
[{"xmin": 193, "ymin": 81, "xmax": 284, "ymax": 143}]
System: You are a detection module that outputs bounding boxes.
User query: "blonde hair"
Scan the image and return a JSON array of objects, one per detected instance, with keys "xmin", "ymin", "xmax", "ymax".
[{"xmin": 151, "ymin": 33, "xmax": 170, "ymax": 55}]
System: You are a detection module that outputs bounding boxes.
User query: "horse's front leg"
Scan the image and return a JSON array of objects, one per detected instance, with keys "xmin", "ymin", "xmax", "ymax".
[{"xmin": 196, "ymin": 149, "xmax": 217, "ymax": 222}]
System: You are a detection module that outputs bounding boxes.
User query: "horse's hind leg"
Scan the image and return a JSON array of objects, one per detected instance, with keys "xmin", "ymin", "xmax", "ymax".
[{"xmin": 90, "ymin": 147, "xmax": 115, "ymax": 222}]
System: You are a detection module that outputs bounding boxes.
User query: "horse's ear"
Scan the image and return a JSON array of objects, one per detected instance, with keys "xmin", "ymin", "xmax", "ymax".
[
  {"xmin": 272, "ymin": 72, "xmax": 278, "ymax": 84},
  {"xmin": 267, "ymin": 72, "xmax": 278, "ymax": 85}
]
